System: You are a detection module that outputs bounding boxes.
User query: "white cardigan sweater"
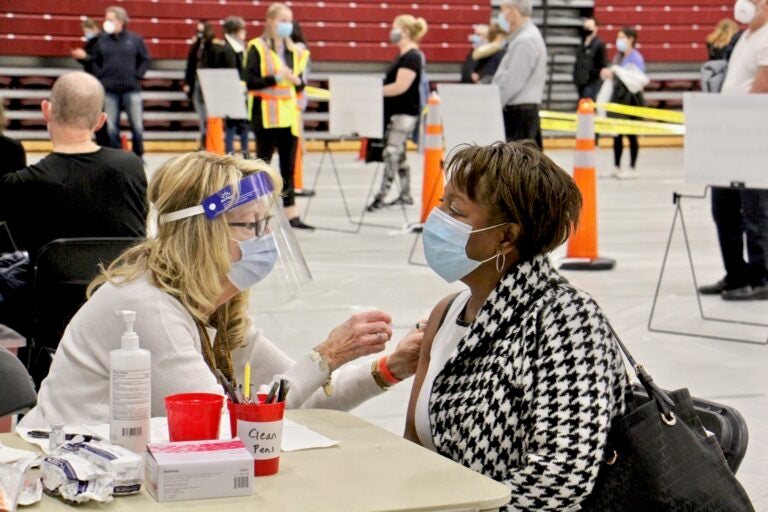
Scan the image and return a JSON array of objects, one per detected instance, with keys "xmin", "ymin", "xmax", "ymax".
[{"xmin": 19, "ymin": 276, "xmax": 383, "ymax": 428}]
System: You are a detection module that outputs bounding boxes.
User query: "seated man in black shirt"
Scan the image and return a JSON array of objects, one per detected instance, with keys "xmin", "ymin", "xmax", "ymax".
[
  {"xmin": 0, "ymin": 104, "xmax": 26, "ymax": 178},
  {"xmin": 0, "ymin": 71, "xmax": 148, "ymax": 333}
]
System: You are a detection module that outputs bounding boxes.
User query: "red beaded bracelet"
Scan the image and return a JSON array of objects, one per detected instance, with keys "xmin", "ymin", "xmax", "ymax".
[{"xmin": 377, "ymin": 356, "xmax": 402, "ymax": 386}]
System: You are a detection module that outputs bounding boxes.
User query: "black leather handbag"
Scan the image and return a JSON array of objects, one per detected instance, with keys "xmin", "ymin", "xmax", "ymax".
[{"xmin": 581, "ymin": 323, "xmax": 755, "ymax": 512}]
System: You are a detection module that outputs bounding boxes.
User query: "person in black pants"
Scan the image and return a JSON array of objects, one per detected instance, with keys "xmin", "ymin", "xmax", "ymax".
[
  {"xmin": 700, "ymin": 187, "xmax": 768, "ymax": 300},
  {"xmin": 183, "ymin": 20, "xmax": 218, "ymax": 150},
  {"xmin": 245, "ymin": 3, "xmax": 313, "ymax": 230},
  {"xmin": 70, "ymin": 17, "xmax": 111, "ymax": 147},
  {"xmin": 573, "ymin": 17, "xmax": 607, "ymax": 102}
]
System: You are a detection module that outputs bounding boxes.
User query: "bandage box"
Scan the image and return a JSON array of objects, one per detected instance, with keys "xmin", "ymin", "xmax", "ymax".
[{"xmin": 144, "ymin": 438, "xmax": 253, "ymax": 502}]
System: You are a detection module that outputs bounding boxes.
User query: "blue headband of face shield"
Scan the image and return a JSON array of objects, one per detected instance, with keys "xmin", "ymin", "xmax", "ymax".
[{"xmin": 159, "ymin": 173, "xmax": 275, "ymax": 223}]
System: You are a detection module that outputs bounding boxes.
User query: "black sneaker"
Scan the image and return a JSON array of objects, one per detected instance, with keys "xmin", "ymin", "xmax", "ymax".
[
  {"xmin": 698, "ymin": 279, "xmax": 728, "ymax": 295},
  {"xmin": 722, "ymin": 284, "xmax": 768, "ymax": 301},
  {"xmin": 289, "ymin": 217, "xmax": 315, "ymax": 231},
  {"xmin": 366, "ymin": 198, "xmax": 384, "ymax": 212},
  {"xmin": 385, "ymin": 195, "xmax": 415, "ymax": 207}
]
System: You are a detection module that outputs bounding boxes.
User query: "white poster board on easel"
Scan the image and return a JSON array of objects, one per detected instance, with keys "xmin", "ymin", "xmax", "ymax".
[
  {"xmin": 197, "ymin": 69, "xmax": 248, "ymax": 119},
  {"xmin": 438, "ymin": 84, "xmax": 506, "ymax": 156},
  {"xmin": 328, "ymin": 75, "xmax": 383, "ymax": 138},
  {"xmin": 684, "ymin": 92, "xmax": 768, "ymax": 188}
]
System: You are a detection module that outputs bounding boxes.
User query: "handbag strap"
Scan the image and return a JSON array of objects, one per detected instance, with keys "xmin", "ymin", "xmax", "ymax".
[{"xmin": 537, "ymin": 282, "xmax": 676, "ymax": 418}]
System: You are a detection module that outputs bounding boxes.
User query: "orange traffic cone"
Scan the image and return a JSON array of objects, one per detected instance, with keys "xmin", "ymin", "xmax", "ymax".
[
  {"xmin": 560, "ymin": 99, "xmax": 615, "ymax": 271},
  {"xmin": 205, "ymin": 117, "xmax": 225, "ymax": 155},
  {"xmin": 420, "ymin": 92, "xmax": 444, "ymax": 224},
  {"xmin": 120, "ymin": 134, "xmax": 130, "ymax": 151},
  {"xmin": 294, "ymin": 137, "xmax": 315, "ymax": 197}
]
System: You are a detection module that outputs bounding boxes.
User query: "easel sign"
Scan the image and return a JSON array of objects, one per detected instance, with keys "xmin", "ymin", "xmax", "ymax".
[
  {"xmin": 684, "ymin": 92, "xmax": 768, "ymax": 188},
  {"xmin": 328, "ymin": 75, "xmax": 383, "ymax": 139},
  {"xmin": 197, "ymin": 69, "xmax": 249, "ymax": 119},
  {"xmin": 438, "ymin": 84, "xmax": 506, "ymax": 156}
]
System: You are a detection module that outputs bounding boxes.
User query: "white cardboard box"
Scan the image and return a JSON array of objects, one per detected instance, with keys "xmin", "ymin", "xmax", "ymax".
[{"xmin": 144, "ymin": 438, "xmax": 253, "ymax": 502}]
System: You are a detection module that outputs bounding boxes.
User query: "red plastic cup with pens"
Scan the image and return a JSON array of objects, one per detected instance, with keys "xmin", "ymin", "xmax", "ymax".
[
  {"xmin": 165, "ymin": 392, "xmax": 224, "ymax": 442},
  {"xmin": 227, "ymin": 394, "xmax": 285, "ymax": 476}
]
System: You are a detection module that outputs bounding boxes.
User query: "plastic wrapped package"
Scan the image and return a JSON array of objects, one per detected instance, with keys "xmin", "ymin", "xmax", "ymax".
[
  {"xmin": 41, "ymin": 452, "xmax": 113, "ymax": 504},
  {"xmin": 0, "ymin": 463, "xmax": 23, "ymax": 512}
]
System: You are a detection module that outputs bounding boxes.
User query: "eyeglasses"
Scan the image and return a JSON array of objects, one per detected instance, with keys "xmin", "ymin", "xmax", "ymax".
[{"xmin": 228, "ymin": 216, "xmax": 273, "ymax": 238}]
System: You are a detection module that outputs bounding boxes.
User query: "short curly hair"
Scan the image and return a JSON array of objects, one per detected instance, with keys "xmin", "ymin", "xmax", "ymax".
[{"xmin": 446, "ymin": 141, "xmax": 582, "ymax": 261}]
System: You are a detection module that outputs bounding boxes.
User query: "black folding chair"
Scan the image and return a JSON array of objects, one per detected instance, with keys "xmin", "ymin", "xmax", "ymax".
[
  {"xmin": 632, "ymin": 384, "xmax": 749, "ymax": 473},
  {"xmin": 27, "ymin": 237, "xmax": 140, "ymax": 386},
  {"xmin": 0, "ymin": 346, "xmax": 36, "ymax": 417}
]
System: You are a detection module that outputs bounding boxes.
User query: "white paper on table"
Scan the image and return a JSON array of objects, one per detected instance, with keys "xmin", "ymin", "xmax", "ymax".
[
  {"xmin": 280, "ymin": 418, "xmax": 338, "ymax": 452},
  {"xmin": 15, "ymin": 415, "xmax": 336, "ymax": 453},
  {"xmin": 0, "ymin": 441, "xmax": 38, "ymax": 463}
]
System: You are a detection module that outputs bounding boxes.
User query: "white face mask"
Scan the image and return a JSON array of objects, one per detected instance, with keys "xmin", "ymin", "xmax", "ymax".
[
  {"xmin": 734, "ymin": 0, "xmax": 757, "ymax": 24},
  {"xmin": 103, "ymin": 20, "xmax": 116, "ymax": 34}
]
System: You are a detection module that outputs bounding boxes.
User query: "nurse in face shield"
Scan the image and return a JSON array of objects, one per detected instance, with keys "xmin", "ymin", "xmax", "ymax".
[{"xmin": 20, "ymin": 152, "xmax": 424, "ymax": 428}]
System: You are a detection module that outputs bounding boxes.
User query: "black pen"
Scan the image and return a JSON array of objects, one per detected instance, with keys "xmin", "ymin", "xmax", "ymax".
[
  {"xmin": 277, "ymin": 379, "xmax": 290, "ymax": 403},
  {"xmin": 265, "ymin": 381, "xmax": 280, "ymax": 404},
  {"xmin": 26, "ymin": 431, "xmax": 101, "ymax": 443},
  {"xmin": 215, "ymin": 369, "xmax": 240, "ymax": 404}
]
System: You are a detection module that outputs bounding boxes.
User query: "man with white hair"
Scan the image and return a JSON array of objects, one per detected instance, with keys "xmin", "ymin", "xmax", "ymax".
[
  {"xmin": 92, "ymin": 6, "xmax": 151, "ymax": 159},
  {"xmin": 492, "ymin": 0, "xmax": 547, "ymax": 148}
]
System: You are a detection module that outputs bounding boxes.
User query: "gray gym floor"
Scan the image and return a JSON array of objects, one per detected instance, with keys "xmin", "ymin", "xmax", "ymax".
[{"xmin": 36, "ymin": 145, "xmax": 768, "ymax": 506}]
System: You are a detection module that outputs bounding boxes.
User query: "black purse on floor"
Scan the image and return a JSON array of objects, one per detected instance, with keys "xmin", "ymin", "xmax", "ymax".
[{"xmin": 580, "ymin": 323, "xmax": 755, "ymax": 512}]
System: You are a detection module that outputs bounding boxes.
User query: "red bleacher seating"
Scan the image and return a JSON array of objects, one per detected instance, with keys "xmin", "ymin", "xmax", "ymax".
[
  {"xmin": 0, "ymin": 0, "xmax": 489, "ymax": 63},
  {"xmin": 595, "ymin": 1, "xmax": 733, "ymax": 62}
]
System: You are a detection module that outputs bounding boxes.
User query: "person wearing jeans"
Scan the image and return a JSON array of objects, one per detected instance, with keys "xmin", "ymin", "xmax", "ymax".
[
  {"xmin": 103, "ymin": 91, "xmax": 144, "ymax": 156},
  {"xmin": 92, "ymin": 6, "xmax": 150, "ymax": 159}
]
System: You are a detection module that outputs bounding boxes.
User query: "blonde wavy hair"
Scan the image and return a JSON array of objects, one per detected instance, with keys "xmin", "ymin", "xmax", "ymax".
[
  {"xmin": 394, "ymin": 14, "xmax": 428, "ymax": 42},
  {"xmin": 706, "ymin": 18, "xmax": 739, "ymax": 49},
  {"xmin": 88, "ymin": 152, "xmax": 283, "ymax": 349}
]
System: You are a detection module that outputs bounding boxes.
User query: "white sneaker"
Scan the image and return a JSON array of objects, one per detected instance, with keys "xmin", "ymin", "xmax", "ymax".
[
  {"xmin": 615, "ymin": 169, "xmax": 638, "ymax": 180},
  {"xmin": 610, "ymin": 167, "xmax": 622, "ymax": 179}
]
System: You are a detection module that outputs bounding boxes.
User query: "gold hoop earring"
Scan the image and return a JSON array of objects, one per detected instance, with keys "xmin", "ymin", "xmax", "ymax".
[{"xmin": 495, "ymin": 250, "xmax": 506, "ymax": 273}]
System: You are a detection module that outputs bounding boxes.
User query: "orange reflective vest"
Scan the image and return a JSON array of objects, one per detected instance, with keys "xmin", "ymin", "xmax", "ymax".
[{"xmin": 245, "ymin": 38, "xmax": 309, "ymax": 137}]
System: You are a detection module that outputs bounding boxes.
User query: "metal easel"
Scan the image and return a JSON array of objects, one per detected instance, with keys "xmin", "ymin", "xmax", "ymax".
[
  {"xmin": 647, "ymin": 185, "xmax": 768, "ymax": 345},
  {"xmin": 300, "ymin": 136, "xmax": 412, "ymax": 234}
]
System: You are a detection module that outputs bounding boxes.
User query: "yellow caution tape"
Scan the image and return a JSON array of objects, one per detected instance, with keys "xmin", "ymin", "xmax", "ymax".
[
  {"xmin": 304, "ymin": 86, "xmax": 330, "ymax": 101},
  {"xmin": 540, "ymin": 111, "xmax": 578, "ymax": 121},
  {"xmin": 596, "ymin": 103, "xmax": 685, "ymax": 124},
  {"xmin": 541, "ymin": 116, "xmax": 685, "ymax": 135}
]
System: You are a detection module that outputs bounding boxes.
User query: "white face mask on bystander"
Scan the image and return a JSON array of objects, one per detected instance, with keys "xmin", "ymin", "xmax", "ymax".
[{"xmin": 734, "ymin": 0, "xmax": 757, "ymax": 24}]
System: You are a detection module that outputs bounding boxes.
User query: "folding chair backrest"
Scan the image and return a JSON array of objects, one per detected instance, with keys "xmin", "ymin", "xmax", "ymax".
[
  {"xmin": 0, "ymin": 346, "xmax": 36, "ymax": 417},
  {"xmin": 28, "ymin": 237, "xmax": 139, "ymax": 383},
  {"xmin": 632, "ymin": 384, "xmax": 749, "ymax": 474}
]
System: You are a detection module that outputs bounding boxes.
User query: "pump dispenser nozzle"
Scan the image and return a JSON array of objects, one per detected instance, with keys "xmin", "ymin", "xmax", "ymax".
[{"xmin": 115, "ymin": 310, "xmax": 139, "ymax": 350}]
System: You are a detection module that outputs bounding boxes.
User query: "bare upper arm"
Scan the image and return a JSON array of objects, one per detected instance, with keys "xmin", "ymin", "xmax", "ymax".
[
  {"xmin": 403, "ymin": 293, "xmax": 460, "ymax": 444},
  {"xmin": 750, "ymin": 66, "xmax": 768, "ymax": 93}
]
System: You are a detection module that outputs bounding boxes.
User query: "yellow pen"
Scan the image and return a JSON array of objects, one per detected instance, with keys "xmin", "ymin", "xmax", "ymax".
[{"xmin": 243, "ymin": 362, "xmax": 251, "ymax": 403}]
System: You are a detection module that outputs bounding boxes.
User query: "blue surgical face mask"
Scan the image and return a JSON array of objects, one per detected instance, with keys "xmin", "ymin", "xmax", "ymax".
[
  {"xmin": 227, "ymin": 233, "xmax": 278, "ymax": 290},
  {"xmin": 276, "ymin": 21, "xmax": 293, "ymax": 39},
  {"xmin": 496, "ymin": 13, "xmax": 511, "ymax": 33},
  {"xmin": 469, "ymin": 34, "xmax": 483, "ymax": 47},
  {"xmin": 423, "ymin": 208, "xmax": 509, "ymax": 283},
  {"xmin": 616, "ymin": 38, "xmax": 629, "ymax": 53},
  {"xmin": 389, "ymin": 29, "xmax": 403, "ymax": 44}
]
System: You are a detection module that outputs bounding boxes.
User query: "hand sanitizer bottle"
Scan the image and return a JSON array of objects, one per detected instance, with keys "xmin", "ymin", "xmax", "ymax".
[{"xmin": 110, "ymin": 310, "xmax": 151, "ymax": 454}]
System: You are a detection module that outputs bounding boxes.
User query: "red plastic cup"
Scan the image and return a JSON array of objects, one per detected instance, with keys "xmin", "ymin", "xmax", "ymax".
[
  {"xmin": 165, "ymin": 393, "xmax": 224, "ymax": 442},
  {"xmin": 227, "ymin": 395, "xmax": 285, "ymax": 476}
]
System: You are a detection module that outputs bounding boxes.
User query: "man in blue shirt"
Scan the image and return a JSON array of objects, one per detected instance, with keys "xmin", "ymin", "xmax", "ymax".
[{"xmin": 92, "ymin": 6, "xmax": 151, "ymax": 159}]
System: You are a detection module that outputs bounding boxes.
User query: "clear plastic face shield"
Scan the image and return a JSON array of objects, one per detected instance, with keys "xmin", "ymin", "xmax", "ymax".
[{"xmin": 159, "ymin": 173, "xmax": 312, "ymax": 300}]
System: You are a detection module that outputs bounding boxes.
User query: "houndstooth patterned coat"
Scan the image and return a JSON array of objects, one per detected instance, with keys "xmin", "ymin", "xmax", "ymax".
[{"xmin": 429, "ymin": 255, "xmax": 627, "ymax": 511}]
